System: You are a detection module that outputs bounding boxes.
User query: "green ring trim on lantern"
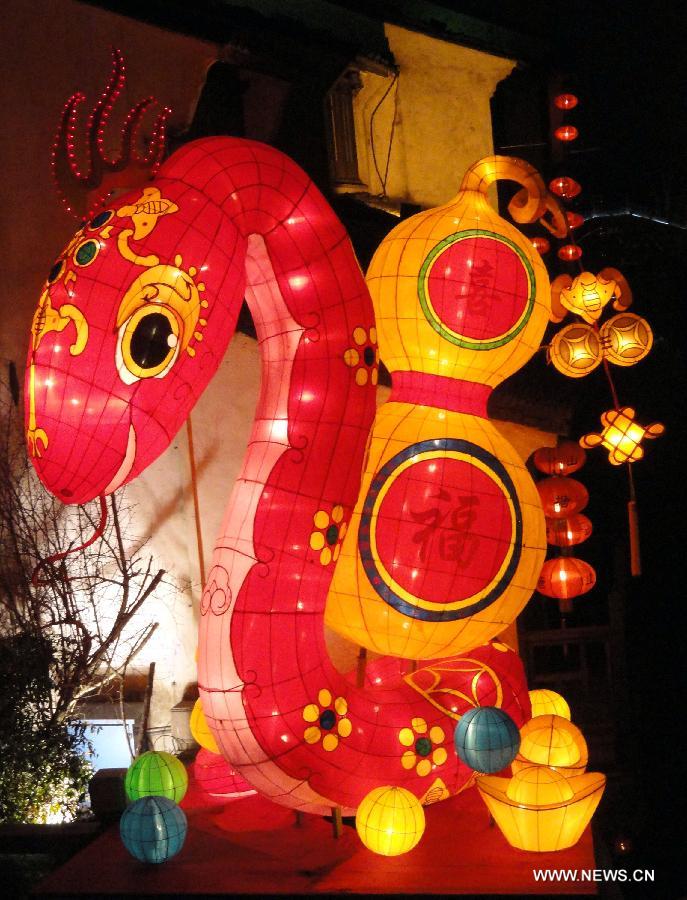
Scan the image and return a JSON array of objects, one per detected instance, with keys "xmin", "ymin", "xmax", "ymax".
[
  {"xmin": 417, "ymin": 230, "xmax": 535, "ymax": 350},
  {"xmin": 358, "ymin": 439, "xmax": 523, "ymax": 622}
]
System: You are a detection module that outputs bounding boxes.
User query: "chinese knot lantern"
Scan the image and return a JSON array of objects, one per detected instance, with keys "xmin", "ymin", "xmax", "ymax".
[
  {"xmin": 580, "ymin": 407, "xmax": 665, "ymax": 466},
  {"xmin": 355, "ymin": 786, "xmax": 425, "ymax": 856},
  {"xmin": 545, "ymin": 513, "xmax": 593, "ymax": 547},
  {"xmin": 120, "ymin": 796, "xmax": 187, "ymax": 864},
  {"xmin": 532, "ymin": 441, "xmax": 586, "ymax": 476},
  {"xmin": 537, "ymin": 557, "xmax": 596, "ymax": 599},
  {"xmin": 536, "ymin": 476, "xmax": 589, "ymax": 518},
  {"xmin": 454, "ymin": 706, "xmax": 520, "ymax": 774},
  {"xmin": 125, "ymin": 751, "xmax": 188, "ymax": 803}
]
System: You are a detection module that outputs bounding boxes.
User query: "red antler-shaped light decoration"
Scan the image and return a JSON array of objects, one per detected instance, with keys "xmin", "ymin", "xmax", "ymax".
[{"xmin": 52, "ymin": 47, "xmax": 171, "ymax": 220}]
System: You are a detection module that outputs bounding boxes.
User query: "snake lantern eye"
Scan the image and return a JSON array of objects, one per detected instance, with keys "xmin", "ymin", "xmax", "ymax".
[
  {"xmin": 116, "ymin": 305, "xmax": 181, "ymax": 384},
  {"xmin": 47, "ymin": 258, "xmax": 65, "ymax": 285}
]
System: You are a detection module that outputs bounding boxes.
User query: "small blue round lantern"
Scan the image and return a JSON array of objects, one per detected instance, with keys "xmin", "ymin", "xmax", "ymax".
[
  {"xmin": 454, "ymin": 706, "xmax": 520, "ymax": 774},
  {"xmin": 120, "ymin": 796, "xmax": 187, "ymax": 864}
]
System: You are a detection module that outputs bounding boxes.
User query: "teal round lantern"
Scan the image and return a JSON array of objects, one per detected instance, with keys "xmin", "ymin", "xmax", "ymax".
[
  {"xmin": 454, "ymin": 706, "xmax": 520, "ymax": 774},
  {"xmin": 125, "ymin": 750, "xmax": 188, "ymax": 803},
  {"xmin": 120, "ymin": 796, "xmax": 187, "ymax": 864}
]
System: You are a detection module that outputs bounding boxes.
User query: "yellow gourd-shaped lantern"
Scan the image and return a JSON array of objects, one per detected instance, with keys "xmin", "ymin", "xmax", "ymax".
[{"xmin": 326, "ymin": 157, "xmax": 550, "ymax": 658}]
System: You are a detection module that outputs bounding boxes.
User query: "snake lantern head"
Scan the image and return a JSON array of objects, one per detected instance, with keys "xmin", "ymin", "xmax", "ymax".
[{"xmin": 26, "ymin": 184, "xmax": 246, "ymax": 504}]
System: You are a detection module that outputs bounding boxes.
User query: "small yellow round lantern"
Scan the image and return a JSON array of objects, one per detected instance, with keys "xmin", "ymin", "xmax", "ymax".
[
  {"xmin": 528, "ymin": 689, "xmax": 571, "ymax": 720},
  {"xmin": 190, "ymin": 698, "xmax": 220, "ymax": 754},
  {"xmin": 355, "ymin": 786, "xmax": 426, "ymax": 856}
]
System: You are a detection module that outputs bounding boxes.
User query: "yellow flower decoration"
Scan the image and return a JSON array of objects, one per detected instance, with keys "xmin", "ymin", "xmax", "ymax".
[
  {"xmin": 399, "ymin": 716, "xmax": 448, "ymax": 777},
  {"xmin": 302, "ymin": 688, "xmax": 352, "ymax": 752},
  {"xmin": 309, "ymin": 505, "xmax": 347, "ymax": 566},
  {"xmin": 344, "ymin": 326, "xmax": 379, "ymax": 386}
]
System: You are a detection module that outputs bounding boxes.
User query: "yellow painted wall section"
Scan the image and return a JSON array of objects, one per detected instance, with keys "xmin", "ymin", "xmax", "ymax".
[{"xmin": 353, "ymin": 25, "xmax": 515, "ymax": 208}]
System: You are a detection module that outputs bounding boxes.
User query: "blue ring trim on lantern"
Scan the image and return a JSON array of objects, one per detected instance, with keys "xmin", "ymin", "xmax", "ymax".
[
  {"xmin": 358, "ymin": 438, "xmax": 523, "ymax": 622},
  {"xmin": 417, "ymin": 230, "xmax": 535, "ymax": 350}
]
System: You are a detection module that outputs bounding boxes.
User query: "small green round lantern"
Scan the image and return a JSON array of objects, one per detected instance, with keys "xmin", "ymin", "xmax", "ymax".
[{"xmin": 125, "ymin": 750, "xmax": 188, "ymax": 803}]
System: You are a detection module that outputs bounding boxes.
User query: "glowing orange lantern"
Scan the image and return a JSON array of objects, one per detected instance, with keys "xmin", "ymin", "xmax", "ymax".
[
  {"xmin": 600, "ymin": 313, "xmax": 653, "ymax": 367},
  {"xmin": 558, "ymin": 243, "xmax": 583, "ymax": 261},
  {"xmin": 545, "ymin": 513, "xmax": 593, "ymax": 547},
  {"xmin": 554, "ymin": 125, "xmax": 579, "ymax": 142},
  {"xmin": 537, "ymin": 476, "xmax": 588, "ymax": 518},
  {"xmin": 477, "ymin": 765, "xmax": 606, "ymax": 852},
  {"xmin": 528, "ymin": 689, "xmax": 571, "ymax": 720},
  {"xmin": 549, "ymin": 323, "xmax": 602, "ymax": 378},
  {"xmin": 559, "ymin": 271, "xmax": 616, "ymax": 323},
  {"xmin": 554, "ymin": 93, "xmax": 579, "ymax": 110},
  {"xmin": 532, "ymin": 236, "xmax": 550, "ymax": 254},
  {"xmin": 566, "ymin": 211, "xmax": 584, "ymax": 229},
  {"xmin": 514, "ymin": 715, "xmax": 588, "ymax": 776},
  {"xmin": 532, "ymin": 441, "xmax": 586, "ymax": 476},
  {"xmin": 549, "ymin": 177, "xmax": 581, "ymax": 200},
  {"xmin": 580, "ymin": 407, "xmax": 665, "ymax": 465},
  {"xmin": 537, "ymin": 557, "xmax": 596, "ymax": 599}
]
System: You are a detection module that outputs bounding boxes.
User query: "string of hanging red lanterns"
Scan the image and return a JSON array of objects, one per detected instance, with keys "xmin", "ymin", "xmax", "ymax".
[
  {"xmin": 530, "ymin": 89, "xmax": 664, "ymax": 577},
  {"xmin": 533, "ymin": 442, "xmax": 596, "ymax": 613}
]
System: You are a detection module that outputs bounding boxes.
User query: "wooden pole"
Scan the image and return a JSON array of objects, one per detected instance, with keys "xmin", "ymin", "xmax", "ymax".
[
  {"xmin": 186, "ymin": 415, "xmax": 206, "ymax": 590},
  {"xmin": 626, "ymin": 463, "xmax": 641, "ymax": 577},
  {"xmin": 137, "ymin": 661, "xmax": 156, "ymax": 755},
  {"xmin": 356, "ymin": 646, "xmax": 367, "ymax": 688},
  {"xmin": 331, "ymin": 806, "xmax": 343, "ymax": 839}
]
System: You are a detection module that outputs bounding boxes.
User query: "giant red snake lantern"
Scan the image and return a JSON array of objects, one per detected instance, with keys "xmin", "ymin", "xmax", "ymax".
[{"xmin": 26, "ymin": 130, "xmax": 557, "ymax": 814}]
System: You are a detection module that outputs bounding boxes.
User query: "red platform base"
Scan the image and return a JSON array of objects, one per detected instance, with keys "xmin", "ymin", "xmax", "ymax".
[{"xmin": 35, "ymin": 781, "xmax": 597, "ymax": 896}]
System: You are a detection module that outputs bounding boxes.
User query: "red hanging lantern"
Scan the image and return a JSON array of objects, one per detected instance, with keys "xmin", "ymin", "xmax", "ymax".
[
  {"xmin": 532, "ymin": 441, "xmax": 586, "ymax": 476},
  {"xmin": 554, "ymin": 93, "xmax": 579, "ymax": 110},
  {"xmin": 537, "ymin": 557, "xmax": 596, "ymax": 599},
  {"xmin": 554, "ymin": 125, "xmax": 579, "ymax": 142},
  {"xmin": 532, "ymin": 236, "xmax": 550, "ymax": 254},
  {"xmin": 545, "ymin": 513, "xmax": 593, "ymax": 547},
  {"xmin": 566, "ymin": 211, "xmax": 584, "ymax": 230},
  {"xmin": 558, "ymin": 244, "xmax": 583, "ymax": 261},
  {"xmin": 537, "ymin": 476, "xmax": 589, "ymax": 518},
  {"xmin": 549, "ymin": 177, "xmax": 581, "ymax": 199}
]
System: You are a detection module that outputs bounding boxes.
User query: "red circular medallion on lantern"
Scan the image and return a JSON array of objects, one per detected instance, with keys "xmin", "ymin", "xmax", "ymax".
[
  {"xmin": 418, "ymin": 230, "xmax": 535, "ymax": 349},
  {"xmin": 359, "ymin": 438, "xmax": 521, "ymax": 621}
]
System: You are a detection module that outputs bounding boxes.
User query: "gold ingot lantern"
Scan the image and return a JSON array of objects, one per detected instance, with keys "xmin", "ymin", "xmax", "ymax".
[
  {"xmin": 512, "ymin": 714, "xmax": 588, "ymax": 777},
  {"xmin": 580, "ymin": 407, "xmax": 665, "ymax": 465},
  {"xmin": 326, "ymin": 156, "xmax": 551, "ymax": 658},
  {"xmin": 477, "ymin": 765, "xmax": 606, "ymax": 852}
]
